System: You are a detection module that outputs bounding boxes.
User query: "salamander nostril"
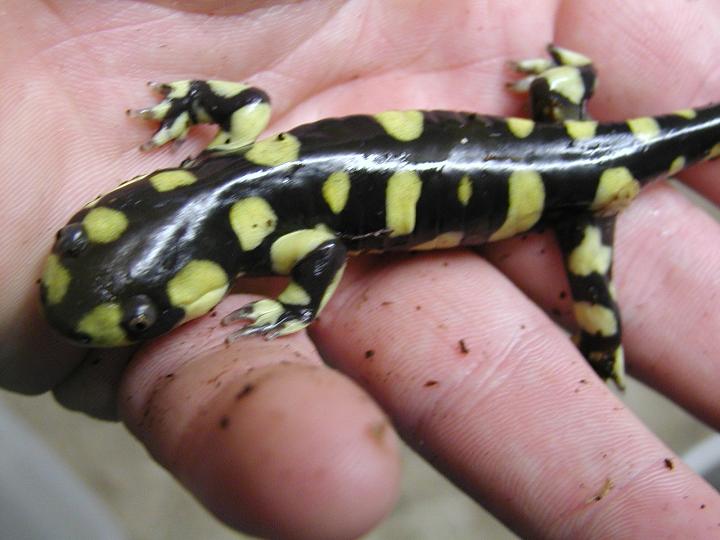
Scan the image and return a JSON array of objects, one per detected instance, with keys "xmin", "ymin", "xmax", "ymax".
[{"xmin": 55, "ymin": 223, "xmax": 88, "ymax": 257}]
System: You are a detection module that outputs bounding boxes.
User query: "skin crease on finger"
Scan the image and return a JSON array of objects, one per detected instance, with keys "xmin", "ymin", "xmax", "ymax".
[
  {"xmin": 2, "ymin": 0, "xmax": 719, "ymax": 538},
  {"xmin": 119, "ymin": 295, "xmax": 402, "ymax": 540}
]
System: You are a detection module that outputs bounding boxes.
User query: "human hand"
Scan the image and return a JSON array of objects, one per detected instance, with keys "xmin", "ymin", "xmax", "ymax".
[{"xmin": 2, "ymin": 1, "xmax": 719, "ymax": 538}]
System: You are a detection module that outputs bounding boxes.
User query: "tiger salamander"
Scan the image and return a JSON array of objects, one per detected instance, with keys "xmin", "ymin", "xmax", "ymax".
[{"xmin": 40, "ymin": 46, "xmax": 720, "ymax": 388}]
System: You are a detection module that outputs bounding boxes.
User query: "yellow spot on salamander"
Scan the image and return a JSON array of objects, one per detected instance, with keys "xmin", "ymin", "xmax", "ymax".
[
  {"xmin": 386, "ymin": 170, "xmax": 422, "ymax": 237},
  {"xmin": 77, "ymin": 303, "xmax": 129, "ymax": 346},
  {"xmin": 673, "ymin": 108, "xmax": 697, "ymax": 120},
  {"xmin": 374, "ymin": 110, "xmax": 424, "ymax": 141},
  {"xmin": 489, "ymin": 170, "xmax": 545, "ymax": 241},
  {"xmin": 627, "ymin": 117, "xmax": 660, "ymax": 142},
  {"xmin": 165, "ymin": 80, "xmax": 191, "ymax": 99},
  {"xmin": 151, "ymin": 111, "xmax": 190, "ymax": 147},
  {"xmin": 166, "ymin": 260, "xmax": 229, "ymax": 321},
  {"xmin": 229, "ymin": 197, "xmax": 278, "ymax": 251},
  {"xmin": 270, "ymin": 319, "xmax": 310, "ymax": 336},
  {"xmin": 543, "ymin": 66, "xmax": 585, "ymax": 105},
  {"xmin": 668, "ymin": 156, "xmax": 686, "ymax": 176},
  {"xmin": 591, "ymin": 167, "xmax": 640, "ymax": 216},
  {"xmin": 565, "ymin": 120, "xmax": 598, "ymax": 140},
  {"xmin": 319, "ymin": 263, "xmax": 346, "ymax": 312},
  {"xmin": 210, "ymin": 101, "xmax": 271, "ymax": 149},
  {"xmin": 207, "ymin": 80, "xmax": 249, "ymax": 97},
  {"xmin": 83, "ymin": 207, "xmax": 128, "ymax": 244},
  {"xmin": 411, "ymin": 231, "xmax": 463, "ymax": 251},
  {"xmin": 611, "ymin": 346, "xmax": 625, "ymax": 389},
  {"xmin": 573, "ymin": 302, "xmax": 617, "ymax": 337},
  {"xmin": 245, "ymin": 133, "xmax": 300, "ymax": 167},
  {"xmin": 322, "ymin": 171, "xmax": 351, "ymax": 214},
  {"xmin": 707, "ymin": 143, "xmax": 720, "ymax": 160},
  {"xmin": 608, "ymin": 282, "xmax": 618, "ymax": 301},
  {"xmin": 41, "ymin": 254, "xmax": 71, "ymax": 305},
  {"xmin": 245, "ymin": 299, "xmax": 285, "ymax": 324},
  {"xmin": 568, "ymin": 226, "xmax": 612, "ymax": 276},
  {"xmin": 227, "ymin": 102, "xmax": 271, "ymax": 147},
  {"xmin": 278, "ymin": 282, "xmax": 311, "ymax": 306},
  {"xmin": 552, "ymin": 46, "xmax": 592, "ymax": 67},
  {"xmin": 457, "ymin": 175, "xmax": 472, "ymax": 206},
  {"xmin": 506, "ymin": 117, "xmax": 535, "ymax": 139},
  {"xmin": 150, "ymin": 169, "xmax": 197, "ymax": 192},
  {"xmin": 514, "ymin": 58, "xmax": 553, "ymax": 74},
  {"xmin": 270, "ymin": 227, "xmax": 337, "ymax": 275}
]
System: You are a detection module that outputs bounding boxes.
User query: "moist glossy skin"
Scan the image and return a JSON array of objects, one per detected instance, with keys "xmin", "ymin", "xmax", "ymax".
[{"xmin": 39, "ymin": 46, "xmax": 720, "ymax": 388}]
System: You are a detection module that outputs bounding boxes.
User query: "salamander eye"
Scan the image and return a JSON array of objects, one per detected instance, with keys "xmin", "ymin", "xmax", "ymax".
[
  {"xmin": 54, "ymin": 223, "xmax": 88, "ymax": 257},
  {"xmin": 123, "ymin": 295, "xmax": 158, "ymax": 335}
]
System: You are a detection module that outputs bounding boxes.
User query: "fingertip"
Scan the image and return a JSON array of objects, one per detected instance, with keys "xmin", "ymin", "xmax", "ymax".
[
  {"xmin": 179, "ymin": 362, "xmax": 401, "ymax": 540},
  {"xmin": 119, "ymin": 298, "xmax": 401, "ymax": 539}
]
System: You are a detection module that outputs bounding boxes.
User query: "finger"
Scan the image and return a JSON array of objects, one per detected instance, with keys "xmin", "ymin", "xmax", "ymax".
[
  {"xmin": 556, "ymin": 0, "xmax": 718, "ymax": 117},
  {"xmin": 682, "ymin": 164, "xmax": 720, "ymax": 208},
  {"xmin": 483, "ymin": 183, "xmax": 720, "ymax": 428},
  {"xmin": 555, "ymin": 0, "xmax": 720, "ymax": 202},
  {"xmin": 119, "ymin": 296, "xmax": 400, "ymax": 540},
  {"xmin": 311, "ymin": 253, "xmax": 720, "ymax": 538},
  {"xmin": 53, "ymin": 347, "xmax": 136, "ymax": 420},
  {"xmin": 0, "ymin": 296, "xmax": 82, "ymax": 394},
  {"xmin": 606, "ymin": 184, "xmax": 720, "ymax": 426}
]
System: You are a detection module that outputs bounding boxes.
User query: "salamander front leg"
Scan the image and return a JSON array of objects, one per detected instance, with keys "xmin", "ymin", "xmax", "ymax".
[
  {"xmin": 223, "ymin": 232, "xmax": 347, "ymax": 341},
  {"xmin": 555, "ymin": 215, "xmax": 625, "ymax": 389},
  {"xmin": 127, "ymin": 80, "xmax": 271, "ymax": 151}
]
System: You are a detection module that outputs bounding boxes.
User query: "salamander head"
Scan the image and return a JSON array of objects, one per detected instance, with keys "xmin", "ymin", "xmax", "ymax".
[{"xmin": 40, "ymin": 202, "xmax": 230, "ymax": 347}]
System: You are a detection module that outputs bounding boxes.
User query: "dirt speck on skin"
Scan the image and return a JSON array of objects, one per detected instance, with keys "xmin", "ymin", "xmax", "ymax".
[
  {"xmin": 458, "ymin": 339, "xmax": 469, "ymax": 354},
  {"xmin": 367, "ymin": 420, "xmax": 388, "ymax": 445},
  {"xmin": 364, "ymin": 350, "xmax": 375, "ymax": 359},
  {"xmin": 207, "ymin": 368, "xmax": 231, "ymax": 386},
  {"xmin": 587, "ymin": 478, "xmax": 613, "ymax": 503},
  {"xmin": 664, "ymin": 458, "xmax": 674, "ymax": 470},
  {"xmin": 360, "ymin": 288, "xmax": 370, "ymax": 303},
  {"xmin": 424, "ymin": 380, "xmax": 438, "ymax": 387},
  {"xmin": 235, "ymin": 383, "xmax": 256, "ymax": 400}
]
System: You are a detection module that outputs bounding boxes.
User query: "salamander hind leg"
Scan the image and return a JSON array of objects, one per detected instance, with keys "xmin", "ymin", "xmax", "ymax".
[
  {"xmin": 127, "ymin": 80, "xmax": 271, "ymax": 151},
  {"xmin": 555, "ymin": 215, "xmax": 625, "ymax": 389},
  {"xmin": 508, "ymin": 44, "xmax": 597, "ymax": 122},
  {"xmin": 223, "ymin": 230, "xmax": 347, "ymax": 341}
]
